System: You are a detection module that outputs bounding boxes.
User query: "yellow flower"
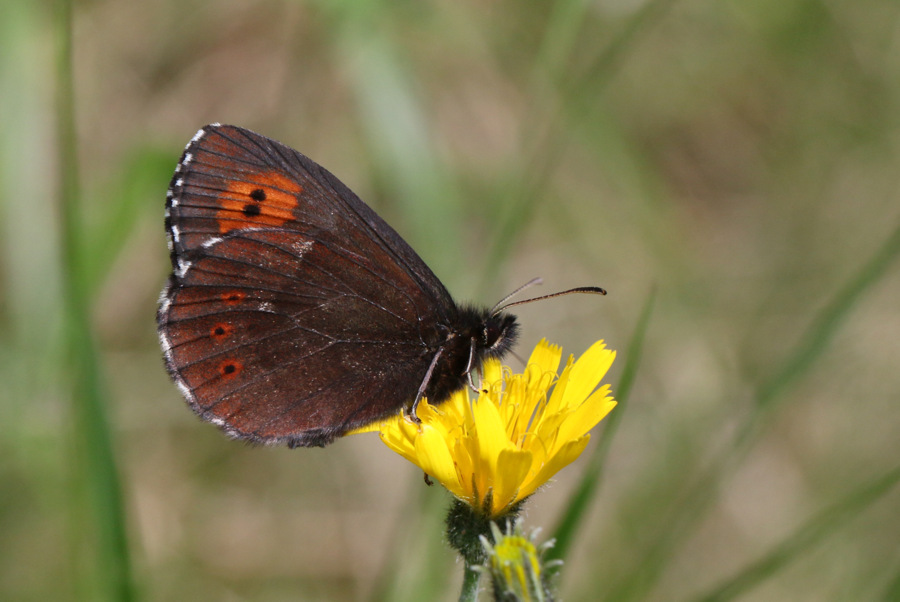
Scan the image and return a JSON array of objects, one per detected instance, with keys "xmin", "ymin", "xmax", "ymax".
[{"xmin": 366, "ymin": 339, "xmax": 616, "ymax": 517}]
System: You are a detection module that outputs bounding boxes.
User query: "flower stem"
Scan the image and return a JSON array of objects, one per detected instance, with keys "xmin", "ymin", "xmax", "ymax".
[{"xmin": 458, "ymin": 562, "xmax": 481, "ymax": 602}]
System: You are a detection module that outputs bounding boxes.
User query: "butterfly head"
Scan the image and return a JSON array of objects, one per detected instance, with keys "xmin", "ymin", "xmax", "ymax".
[{"xmin": 480, "ymin": 311, "xmax": 519, "ymax": 360}]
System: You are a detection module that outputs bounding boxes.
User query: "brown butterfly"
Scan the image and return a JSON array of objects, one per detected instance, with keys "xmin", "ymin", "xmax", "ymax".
[{"xmin": 157, "ymin": 124, "xmax": 603, "ymax": 448}]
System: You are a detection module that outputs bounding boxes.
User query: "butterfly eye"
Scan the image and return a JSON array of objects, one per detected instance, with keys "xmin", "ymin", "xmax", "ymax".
[{"xmin": 483, "ymin": 322, "xmax": 503, "ymax": 349}]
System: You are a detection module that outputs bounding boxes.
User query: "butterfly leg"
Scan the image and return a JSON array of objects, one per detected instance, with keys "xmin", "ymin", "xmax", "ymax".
[
  {"xmin": 406, "ymin": 347, "xmax": 445, "ymax": 424},
  {"xmin": 464, "ymin": 338, "xmax": 481, "ymax": 393}
]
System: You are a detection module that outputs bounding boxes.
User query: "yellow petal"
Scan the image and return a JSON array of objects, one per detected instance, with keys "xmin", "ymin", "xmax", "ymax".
[
  {"xmin": 414, "ymin": 424, "xmax": 464, "ymax": 497},
  {"xmin": 452, "ymin": 435, "xmax": 476, "ymax": 497},
  {"xmin": 492, "ymin": 447, "xmax": 533, "ymax": 513},
  {"xmin": 555, "ymin": 390, "xmax": 617, "ymax": 444},
  {"xmin": 543, "ymin": 356, "xmax": 575, "ymax": 416},
  {"xmin": 519, "ymin": 435, "xmax": 591, "ymax": 500},
  {"xmin": 456, "ymin": 431, "xmax": 484, "ymax": 500},
  {"xmin": 346, "ymin": 421, "xmax": 383, "ymax": 435},
  {"xmin": 481, "ymin": 358, "xmax": 504, "ymax": 389},
  {"xmin": 472, "ymin": 392, "xmax": 514, "ymax": 469},
  {"xmin": 379, "ymin": 425, "xmax": 418, "ymax": 464},
  {"xmin": 526, "ymin": 340, "xmax": 562, "ymax": 380},
  {"xmin": 561, "ymin": 342, "xmax": 615, "ymax": 409}
]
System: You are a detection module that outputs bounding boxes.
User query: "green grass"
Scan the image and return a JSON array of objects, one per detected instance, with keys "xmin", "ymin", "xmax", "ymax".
[
  {"xmin": 53, "ymin": 1, "xmax": 134, "ymax": 599},
  {"xmin": 3, "ymin": 0, "xmax": 900, "ymax": 600}
]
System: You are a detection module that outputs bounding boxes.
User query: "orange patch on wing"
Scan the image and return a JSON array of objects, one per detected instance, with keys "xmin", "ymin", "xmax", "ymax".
[
  {"xmin": 220, "ymin": 290, "xmax": 247, "ymax": 305},
  {"xmin": 215, "ymin": 171, "xmax": 303, "ymax": 234}
]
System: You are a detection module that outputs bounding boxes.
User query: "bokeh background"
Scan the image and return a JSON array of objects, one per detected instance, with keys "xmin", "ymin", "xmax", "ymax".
[{"xmin": 3, "ymin": 1, "xmax": 900, "ymax": 600}]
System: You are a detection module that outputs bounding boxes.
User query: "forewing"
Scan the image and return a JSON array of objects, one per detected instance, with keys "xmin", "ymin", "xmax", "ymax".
[{"xmin": 165, "ymin": 124, "xmax": 455, "ymax": 322}]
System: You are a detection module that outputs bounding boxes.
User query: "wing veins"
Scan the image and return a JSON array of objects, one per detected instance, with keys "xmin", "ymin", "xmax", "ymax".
[
  {"xmin": 185, "ymin": 234, "xmax": 421, "ymax": 326},
  {"xmin": 201, "ymin": 335, "xmax": 423, "ymax": 416}
]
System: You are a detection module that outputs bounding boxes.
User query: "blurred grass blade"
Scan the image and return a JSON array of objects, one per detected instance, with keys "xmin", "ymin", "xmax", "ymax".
[
  {"xmin": 478, "ymin": 0, "xmax": 678, "ymax": 294},
  {"xmin": 604, "ymin": 221, "xmax": 900, "ymax": 602},
  {"xmin": 881, "ymin": 564, "xmax": 900, "ymax": 602},
  {"xmin": 54, "ymin": 1, "xmax": 134, "ymax": 599},
  {"xmin": 734, "ymin": 219, "xmax": 900, "ymax": 452},
  {"xmin": 535, "ymin": 0, "xmax": 591, "ymax": 80},
  {"xmin": 565, "ymin": 0, "xmax": 677, "ymax": 103},
  {"xmin": 755, "ymin": 221, "xmax": 900, "ymax": 412},
  {"xmin": 323, "ymin": 2, "xmax": 464, "ymax": 284},
  {"xmin": 548, "ymin": 289, "xmax": 656, "ymax": 568},
  {"xmin": 691, "ymin": 464, "xmax": 900, "ymax": 602}
]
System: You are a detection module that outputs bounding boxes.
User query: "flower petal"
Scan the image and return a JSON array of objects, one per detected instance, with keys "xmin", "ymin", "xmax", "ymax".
[
  {"xmin": 526, "ymin": 340, "xmax": 562, "ymax": 380},
  {"xmin": 414, "ymin": 424, "xmax": 465, "ymax": 497},
  {"xmin": 472, "ymin": 391, "xmax": 514, "ymax": 467},
  {"xmin": 481, "ymin": 358, "xmax": 504, "ymax": 389},
  {"xmin": 555, "ymin": 388, "xmax": 617, "ymax": 444},
  {"xmin": 519, "ymin": 435, "xmax": 592, "ymax": 500},
  {"xmin": 560, "ymin": 341, "xmax": 615, "ymax": 409},
  {"xmin": 492, "ymin": 447, "xmax": 533, "ymax": 513}
]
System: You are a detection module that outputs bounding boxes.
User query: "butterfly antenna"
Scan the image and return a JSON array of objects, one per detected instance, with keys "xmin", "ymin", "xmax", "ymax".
[
  {"xmin": 492, "ymin": 286, "xmax": 607, "ymax": 315},
  {"xmin": 489, "ymin": 277, "xmax": 544, "ymax": 314}
]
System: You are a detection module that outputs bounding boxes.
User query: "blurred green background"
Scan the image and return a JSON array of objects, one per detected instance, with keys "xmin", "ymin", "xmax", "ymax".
[{"xmin": 3, "ymin": 0, "xmax": 900, "ymax": 600}]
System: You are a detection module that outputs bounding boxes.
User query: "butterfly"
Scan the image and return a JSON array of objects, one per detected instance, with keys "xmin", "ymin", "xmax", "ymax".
[{"xmin": 157, "ymin": 124, "xmax": 603, "ymax": 448}]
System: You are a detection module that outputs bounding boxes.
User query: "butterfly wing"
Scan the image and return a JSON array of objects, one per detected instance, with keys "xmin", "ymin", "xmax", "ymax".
[{"xmin": 158, "ymin": 124, "xmax": 459, "ymax": 447}]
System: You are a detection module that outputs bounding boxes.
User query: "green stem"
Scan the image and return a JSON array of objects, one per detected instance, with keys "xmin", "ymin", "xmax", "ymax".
[{"xmin": 458, "ymin": 563, "xmax": 481, "ymax": 602}]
